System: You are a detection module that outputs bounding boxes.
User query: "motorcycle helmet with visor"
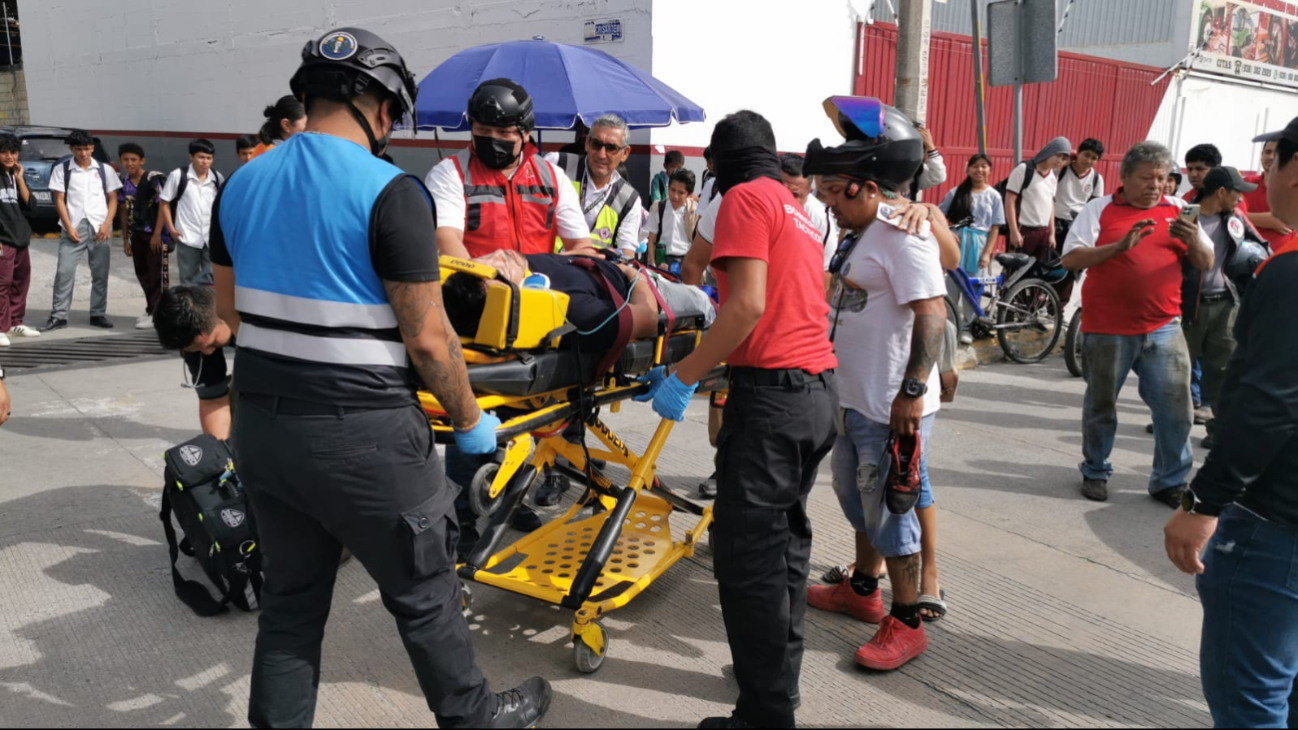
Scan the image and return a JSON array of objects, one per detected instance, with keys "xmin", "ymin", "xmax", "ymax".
[{"xmin": 803, "ymin": 96, "xmax": 925, "ymax": 193}]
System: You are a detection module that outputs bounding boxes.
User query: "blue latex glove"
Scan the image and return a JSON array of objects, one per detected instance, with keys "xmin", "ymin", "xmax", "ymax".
[
  {"xmin": 634, "ymin": 366, "xmax": 668, "ymax": 403},
  {"xmin": 454, "ymin": 411, "xmax": 502, "ymax": 455},
  {"xmin": 650, "ymin": 372, "xmax": 697, "ymax": 422}
]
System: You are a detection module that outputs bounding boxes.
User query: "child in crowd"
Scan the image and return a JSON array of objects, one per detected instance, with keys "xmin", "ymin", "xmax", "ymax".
[
  {"xmin": 44, "ymin": 129, "xmax": 122, "ymax": 331},
  {"xmin": 0, "ymin": 133, "xmax": 36, "ymax": 345},
  {"xmin": 645, "ymin": 168, "xmax": 699, "ymax": 269},
  {"xmin": 651, "ymin": 149, "xmax": 685, "ymax": 204},
  {"xmin": 117, "ymin": 143, "xmax": 170, "ymax": 329},
  {"xmin": 939, "ymin": 154, "xmax": 1006, "ymax": 275},
  {"xmin": 236, "ymin": 135, "xmax": 260, "ymax": 164},
  {"xmin": 157, "ymin": 139, "xmax": 224, "ymax": 287}
]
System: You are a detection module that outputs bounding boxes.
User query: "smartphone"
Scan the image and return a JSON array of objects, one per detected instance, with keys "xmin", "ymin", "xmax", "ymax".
[{"xmin": 1180, "ymin": 204, "xmax": 1201, "ymax": 224}]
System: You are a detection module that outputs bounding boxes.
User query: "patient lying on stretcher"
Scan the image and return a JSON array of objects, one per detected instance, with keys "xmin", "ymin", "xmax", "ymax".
[{"xmin": 443, "ymin": 250, "xmax": 716, "ymax": 348}]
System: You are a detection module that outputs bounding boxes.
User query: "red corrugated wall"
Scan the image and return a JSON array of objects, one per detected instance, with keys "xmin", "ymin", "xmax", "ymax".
[{"xmin": 854, "ymin": 22, "xmax": 1172, "ymax": 202}]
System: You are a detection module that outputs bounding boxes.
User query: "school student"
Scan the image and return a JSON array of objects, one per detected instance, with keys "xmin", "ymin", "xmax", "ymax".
[
  {"xmin": 118, "ymin": 143, "xmax": 170, "ymax": 329},
  {"xmin": 236, "ymin": 135, "xmax": 260, "ymax": 164},
  {"xmin": 156, "ymin": 139, "xmax": 224, "ymax": 287},
  {"xmin": 0, "ymin": 133, "xmax": 36, "ymax": 345},
  {"xmin": 43, "ymin": 129, "xmax": 123, "ymax": 331},
  {"xmin": 645, "ymin": 168, "xmax": 700, "ymax": 268}
]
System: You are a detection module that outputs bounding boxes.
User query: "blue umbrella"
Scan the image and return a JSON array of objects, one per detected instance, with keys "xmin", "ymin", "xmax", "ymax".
[{"xmin": 414, "ymin": 38, "xmax": 705, "ymax": 131}]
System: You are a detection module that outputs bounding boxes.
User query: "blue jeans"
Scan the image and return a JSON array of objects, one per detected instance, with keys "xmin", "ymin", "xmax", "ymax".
[
  {"xmin": 1192, "ymin": 358, "xmax": 1204, "ymax": 408},
  {"xmin": 1198, "ymin": 506, "xmax": 1298, "ymax": 728},
  {"xmin": 1080, "ymin": 319, "xmax": 1193, "ymax": 493},
  {"xmin": 830, "ymin": 410, "xmax": 935, "ymax": 558}
]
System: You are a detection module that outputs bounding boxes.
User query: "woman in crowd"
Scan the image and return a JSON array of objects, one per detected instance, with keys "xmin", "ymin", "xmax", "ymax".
[{"xmin": 251, "ymin": 95, "xmax": 307, "ymax": 158}]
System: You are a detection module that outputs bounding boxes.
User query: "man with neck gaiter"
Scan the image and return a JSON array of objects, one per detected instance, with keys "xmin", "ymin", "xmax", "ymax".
[
  {"xmin": 638, "ymin": 110, "xmax": 838, "ymax": 729},
  {"xmin": 424, "ymin": 78, "xmax": 595, "ymax": 555}
]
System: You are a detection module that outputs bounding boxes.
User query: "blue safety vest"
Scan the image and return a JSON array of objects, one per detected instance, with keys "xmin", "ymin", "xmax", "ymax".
[{"xmin": 219, "ymin": 133, "xmax": 426, "ymax": 405}]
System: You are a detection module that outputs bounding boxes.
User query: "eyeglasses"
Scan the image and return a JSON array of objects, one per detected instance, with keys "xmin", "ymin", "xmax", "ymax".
[
  {"xmin": 828, "ymin": 232, "xmax": 860, "ymax": 276},
  {"xmin": 587, "ymin": 139, "xmax": 624, "ymax": 154}
]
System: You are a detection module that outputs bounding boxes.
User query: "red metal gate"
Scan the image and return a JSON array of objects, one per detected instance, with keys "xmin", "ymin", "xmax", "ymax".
[{"xmin": 854, "ymin": 22, "xmax": 1172, "ymax": 202}]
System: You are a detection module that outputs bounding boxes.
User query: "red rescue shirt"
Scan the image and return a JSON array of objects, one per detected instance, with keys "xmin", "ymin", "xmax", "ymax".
[
  {"xmin": 1066, "ymin": 191, "xmax": 1190, "ymax": 336},
  {"xmin": 711, "ymin": 178, "xmax": 837, "ymax": 373}
]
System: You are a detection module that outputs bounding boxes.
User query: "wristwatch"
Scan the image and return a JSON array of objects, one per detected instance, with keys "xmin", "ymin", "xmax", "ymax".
[
  {"xmin": 1181, "ymin": 489, "xmax": 1224, "ymax": 517},
  {"xmin": 900, "ymin": 378, "xmax": 928, "ymax": 398}
]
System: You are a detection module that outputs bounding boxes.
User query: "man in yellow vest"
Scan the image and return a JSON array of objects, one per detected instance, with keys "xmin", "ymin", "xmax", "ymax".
[{"xmin": 546, "ymin": 114, "xmax": 643, "ymax": 257}]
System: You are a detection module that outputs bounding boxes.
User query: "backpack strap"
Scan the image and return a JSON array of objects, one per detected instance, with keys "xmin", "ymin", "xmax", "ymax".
[
  {"xmin": 159, "ymin": 489, "xmax": 233, "ymax": 617},
  {"xmin": 172, "ymin": 168, "xmax": 189, "ymax": 208}
]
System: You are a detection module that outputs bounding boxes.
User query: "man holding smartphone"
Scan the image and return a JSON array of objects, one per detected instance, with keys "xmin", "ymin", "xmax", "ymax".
[
  {"xmin": 1062, "ymin": 141, "xmax": 1215, "ymax": 506},
  {"xmin": 1182, "ymin": 167, "xmax": 1265, "ymax": 450}
]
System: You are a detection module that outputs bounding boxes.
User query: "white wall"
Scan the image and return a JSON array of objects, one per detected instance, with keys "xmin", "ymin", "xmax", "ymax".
[
  {"xmin": 1156, "ymin": 73, "xmax": 1298, "ymax": 173},
  {"xmin": 19, "ymin": 0, "xmax": 654, "ymax": 134},
  {"xmin": 647, "ymin": 0, "xmax": 857, "ymax": 153}
]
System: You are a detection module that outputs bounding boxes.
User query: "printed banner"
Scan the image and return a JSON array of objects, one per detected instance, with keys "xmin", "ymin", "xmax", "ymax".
[{"xmin": 1192, "ymin": 1, "xmax": 1298, "ymax": 86}]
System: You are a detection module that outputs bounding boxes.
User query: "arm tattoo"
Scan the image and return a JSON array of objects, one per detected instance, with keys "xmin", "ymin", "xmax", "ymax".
[
  {"xmin": 384, "ymin": 280, "xmax": 480, "ymax": 428},
  {"xmin": 905, "ymin": 313, "xmax": 946, "ymax": 381}
]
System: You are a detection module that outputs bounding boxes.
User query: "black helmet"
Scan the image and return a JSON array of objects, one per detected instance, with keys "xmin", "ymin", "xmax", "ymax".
[
  {"xmin": 291, "ymin": 28, "xmax": 419, "ymax": 122},
  {"xmin": 803, "ymin": 96, "xmax": 924, "ymax": 191},
  {"xmin": 1227, "ymin": 239, "xmax": 1269, "ymax": 280},
  {"xmin": 467, "ymin": 79, "xmax": 535, "ymax": 134}
]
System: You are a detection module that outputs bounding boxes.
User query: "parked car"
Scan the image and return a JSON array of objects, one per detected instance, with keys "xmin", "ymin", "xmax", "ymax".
[{"xmin": 1, "ymin": 126, "xmax": 112, "ymax": 222}]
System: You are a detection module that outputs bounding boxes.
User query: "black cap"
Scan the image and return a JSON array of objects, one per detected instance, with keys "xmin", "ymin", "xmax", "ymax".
[
  {"xmin": 1202, "ymin": 166, "xmax": 1258, "ymax": 194},
  {"xmin": 1253, "ymin": 117, "xmax": 1298, "ymax": 144}
]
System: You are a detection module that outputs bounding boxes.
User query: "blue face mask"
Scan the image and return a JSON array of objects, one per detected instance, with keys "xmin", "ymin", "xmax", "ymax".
[{"xmin": 473, "ymin": 135, "xmax": 519, "ymax": 170}]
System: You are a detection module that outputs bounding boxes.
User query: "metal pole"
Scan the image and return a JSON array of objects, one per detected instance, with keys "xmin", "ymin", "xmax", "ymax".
[
  {"xmin": 1013, "ymin": 82, "xmax": 1023, "ymax": 163},
  {"xmin": 894, "ymin": 0, "xmax": 934, "ymax": 124},
  {"xmin": 971, "ymin": 0, "xmax": 987, "ymax": 155},
  {"xmin": 4, "ymin": 15, "xmax": 12, "ymax": 67}
]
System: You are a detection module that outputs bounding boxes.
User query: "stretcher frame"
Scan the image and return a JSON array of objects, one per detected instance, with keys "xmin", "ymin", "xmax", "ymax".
[{"xmin": 420, "ymin": 255, "xmax": 724, "ymax": 673}]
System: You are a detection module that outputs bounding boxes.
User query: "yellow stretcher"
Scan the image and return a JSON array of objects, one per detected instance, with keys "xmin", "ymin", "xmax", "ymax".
[{"xmin": 420, "ymin": 256, "xmax": 725, "ymax": 673}]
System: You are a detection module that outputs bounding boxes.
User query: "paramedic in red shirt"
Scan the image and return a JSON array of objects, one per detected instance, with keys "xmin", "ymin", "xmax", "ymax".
[
  {"xmin": 639, "ymin": 110, "xmax": 837, "ymax": 730},
  {"xmin": 425, "ymin": 79, "xmax": 594, "ymax": 553},
  {"xmin": 1062, "ymin": 141, "xmax": 1214, "ymax": 507}
]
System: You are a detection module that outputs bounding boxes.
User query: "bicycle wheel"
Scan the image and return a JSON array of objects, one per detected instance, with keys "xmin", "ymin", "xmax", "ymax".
[
  {"xmin": 996, "ymin": 279, "xmax": 1063, "ymax": 364},
  {"xmin": 1064, "ymin": 308, "xmax": 1084, "ymax": 378}
]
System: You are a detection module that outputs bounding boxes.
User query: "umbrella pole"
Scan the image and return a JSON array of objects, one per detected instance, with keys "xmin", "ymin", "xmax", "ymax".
[{"xmin": 434, "ymin": 128, "xmax": 444, "ymax": 162}]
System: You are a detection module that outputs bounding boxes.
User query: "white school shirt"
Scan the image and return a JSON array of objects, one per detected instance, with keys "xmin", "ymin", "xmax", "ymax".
[
  {"xmin": 47, "ymin": 159, "xmax": 122, "ymax": 230},
  {"xmin": 160, "ymin": 165, "xmax": 220, "ymax": 249}
]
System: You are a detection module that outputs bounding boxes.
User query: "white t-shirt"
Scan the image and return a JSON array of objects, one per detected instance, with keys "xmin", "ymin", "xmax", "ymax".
[
  {"xmin": 425, "ymin": 155, "xmax": 591, "ymax": 240},
  {"xmin": 1006, "ymin": 163, "xmax": 1058, "ymax": 229},
  {"xmin": 47, "ymin": 159, "xmax": 122, "ymax": 230},
  {"xmin": 644, "ymin": 200, "xmax": 692, "ymax": 256},
  {"xmin": 696, "ymin": 191, "xmax": 723, "ymax": 243},
  {"xmin": 698, "ymin": 177, "xmax": 716, "ymax": 207},
  {"xmin": 1054, "ymin": 166, "xmax": 1105, "ymax": 221},
  {"xmin": 831, "ymin": 203, "xmax": 945, "ymax": 425},
  {"xmin": 801, "ymin": 194, "xmax": 839, "ymax": 271},
  {"xmin": 159, "ymin": 165, "xmax": 220, "ymax": 249}
]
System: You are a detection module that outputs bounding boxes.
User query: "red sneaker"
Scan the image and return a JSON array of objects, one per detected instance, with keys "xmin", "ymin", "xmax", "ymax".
[
  {"xmin": 807, "ymin": 577, "xmax": 885, "ymax": 624},
  {"xmin": 854, "ymin": 615, "xmax": 928, "ymax": 671}
]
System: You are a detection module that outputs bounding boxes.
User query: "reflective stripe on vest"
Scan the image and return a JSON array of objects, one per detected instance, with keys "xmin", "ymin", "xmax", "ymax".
[{"xmin": 454, "ymin": 149, "xmax": 559, "ymax": 256}]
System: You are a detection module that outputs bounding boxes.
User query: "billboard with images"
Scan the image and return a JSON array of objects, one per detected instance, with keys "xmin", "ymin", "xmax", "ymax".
[{"xmin": 1193, "ymin": 0, "xmax": 1298, "ymax": 86}]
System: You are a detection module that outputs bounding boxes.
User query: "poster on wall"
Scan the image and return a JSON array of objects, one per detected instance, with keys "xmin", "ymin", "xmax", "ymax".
[{"xmin": 1192, "ymin": 0, "xmax": 1298, "ymax": 87}]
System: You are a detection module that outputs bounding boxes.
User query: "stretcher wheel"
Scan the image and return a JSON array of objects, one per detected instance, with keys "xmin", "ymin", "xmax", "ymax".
[
  {"xmin": 460, "ymin": 583, "xmax": 473, "ymax": 617},
  {"xmin": 573, "ymin": 621, "xmax": 608, "ymax": 674},
  {"xmin": 469, "ymin": 463, "xmax": 503, "ymax": 518}
]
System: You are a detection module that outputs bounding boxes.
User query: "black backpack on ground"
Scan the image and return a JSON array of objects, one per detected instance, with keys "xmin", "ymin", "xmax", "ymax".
[{"xmin": 159, "ymin": 434, "xmax": 261, "ymax": 616}]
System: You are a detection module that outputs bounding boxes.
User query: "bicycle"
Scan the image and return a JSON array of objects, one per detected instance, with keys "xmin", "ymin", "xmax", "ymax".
[
  {"xmin": 945, "ymin": 252, "xmax": 1067, "ymax": 364},
  {"xmin": 1064, "ymin": 307, "xmax": 1085, "ymax": 378}
]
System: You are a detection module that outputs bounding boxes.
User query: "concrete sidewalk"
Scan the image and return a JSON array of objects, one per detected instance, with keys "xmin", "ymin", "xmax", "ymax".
[{"xmin": 0, "ymin": 348, "xmax": 1212, "ymax": 728}]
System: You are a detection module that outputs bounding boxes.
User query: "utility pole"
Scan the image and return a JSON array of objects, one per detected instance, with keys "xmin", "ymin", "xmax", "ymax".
[
  {"xmin": 971, "ymin": 0, "xmax": 987, "ymax": 155},
  {"xmin": 894, "ymin": 0, "xmax": 934, "ymax": 124}
]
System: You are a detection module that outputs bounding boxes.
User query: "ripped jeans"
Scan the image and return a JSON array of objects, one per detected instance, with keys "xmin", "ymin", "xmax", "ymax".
[
  {"xmin": 1198, "ymin": 506, "xmax": 1298, "ymax": 728},
  {"xmin": 829, "ymin": 410, "xmax": 935, "ymax": 558}
]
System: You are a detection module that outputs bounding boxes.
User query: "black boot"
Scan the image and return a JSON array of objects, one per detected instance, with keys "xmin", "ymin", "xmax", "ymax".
[{"xmin": 488, "ymin": 676, "xmax": 552, "ymax": 728}]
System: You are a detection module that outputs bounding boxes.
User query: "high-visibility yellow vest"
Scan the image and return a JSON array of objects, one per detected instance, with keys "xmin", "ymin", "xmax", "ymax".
[{"xmin": 553, "ymin": 153, "xmax": 641, "ymax": 251}]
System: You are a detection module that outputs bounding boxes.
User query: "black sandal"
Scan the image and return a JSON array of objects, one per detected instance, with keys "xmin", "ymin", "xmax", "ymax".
[{"xmin": 918, "ymin": 590, "xmax": 948, "ymax": 623}]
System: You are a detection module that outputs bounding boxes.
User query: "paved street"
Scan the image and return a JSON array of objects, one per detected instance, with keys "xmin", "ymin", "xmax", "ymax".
[{"xmin": 0, "ymin": 243, "xmax": 1212, "ymax": 728}]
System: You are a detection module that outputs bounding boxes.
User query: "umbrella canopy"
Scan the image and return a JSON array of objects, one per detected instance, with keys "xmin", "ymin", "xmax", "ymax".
[{"xmin": 414, "ymin": 39, "xmax": 705, "ymax": 131}]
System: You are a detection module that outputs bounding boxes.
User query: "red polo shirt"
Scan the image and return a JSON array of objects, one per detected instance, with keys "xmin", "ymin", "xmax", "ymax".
[
  {"xmin": 1243, "ymin": 173, "xmax": 1296, "ymax": 250},
  {"xmin": 1065, "ymin": 191, "xmax": 1190, "ymax": 336},
  {"xmin": 711, "ymin": 177, "xmax": 837, "ymax": 373}
]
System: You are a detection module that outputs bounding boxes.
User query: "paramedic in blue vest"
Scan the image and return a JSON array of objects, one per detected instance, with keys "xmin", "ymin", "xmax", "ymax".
[
  {"xmin": 210, "ymin": 28, "xmax": 550, "ymax": 729},
  {"xmin": 425, "ymin": 78, "xmax": 594, "ymax": 555},
  {"xmin": 544, "ymin": 113, "xmax": 644, "ymax": 257}
]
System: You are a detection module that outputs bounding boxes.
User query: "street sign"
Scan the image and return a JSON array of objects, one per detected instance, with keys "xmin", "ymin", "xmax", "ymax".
[
  {"xmin": 583, "ymin": 18, "xmax": 624, "ymax": 44},
  {"xmin": 987, "ymin": 0, "xmax": 1058, "ymax": 87}
]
